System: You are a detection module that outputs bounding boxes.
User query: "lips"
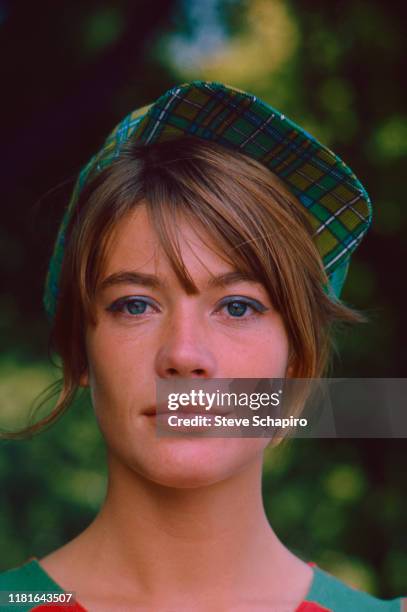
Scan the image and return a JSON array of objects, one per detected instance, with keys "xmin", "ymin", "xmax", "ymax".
[{"xmin": 143, "ymin": 404, "xmax": 234, "ymax": 417}]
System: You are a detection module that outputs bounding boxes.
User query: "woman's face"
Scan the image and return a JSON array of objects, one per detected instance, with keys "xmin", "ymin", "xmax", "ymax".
[{"xmin": 84, "ymin": 202, "xmax": 291, "ymax": 488}]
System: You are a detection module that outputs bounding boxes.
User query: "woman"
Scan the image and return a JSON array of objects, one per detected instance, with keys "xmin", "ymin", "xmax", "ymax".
[{"xmin": 0, "ymin": 81, "xmax": 404, "ymax": 611}]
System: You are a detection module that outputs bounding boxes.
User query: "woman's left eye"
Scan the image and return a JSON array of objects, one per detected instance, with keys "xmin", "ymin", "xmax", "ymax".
[
  {"xmin": 217, "ymin": 297, "xmax": 268, "ymax": 318},
  {"xmin": 106, "ymin": 297, "xmax": 158, "ymax": 316}
]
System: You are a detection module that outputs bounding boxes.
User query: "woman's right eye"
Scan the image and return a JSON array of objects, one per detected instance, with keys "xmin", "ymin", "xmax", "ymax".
[{"xmin": 106, "ymin": 297, "xmax": 158, "ymax": 316}]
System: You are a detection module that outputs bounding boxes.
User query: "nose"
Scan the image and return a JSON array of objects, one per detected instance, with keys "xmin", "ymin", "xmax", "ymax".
[{"xmin": 155, "ymin": 309, "xmax": 217, "ymax": 379}]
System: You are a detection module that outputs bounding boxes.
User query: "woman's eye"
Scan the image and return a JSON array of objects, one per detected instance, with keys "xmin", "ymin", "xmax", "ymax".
[
  {"xmin": 106, "ymin": 297, "xmax": 157, "ymax": 316},
  {"xmin": 225, "ymin": 301, "xmax": 250, "ymax": 317},
  {"xmin": 218, "ymin": 297, "xmax": 268, "ymax": 318},
  {"xmin": 125, "ymin": 299, "xmax": 149, "ymax": 315}
]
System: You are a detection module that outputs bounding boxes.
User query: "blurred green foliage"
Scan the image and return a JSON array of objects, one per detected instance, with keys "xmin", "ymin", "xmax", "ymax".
[
  {"xmin": 81, "ymin": 6, "xmax": 125, "ymax": 57},
  {"xmin": 0, "ymin": 0, "xmax": 406, "ymax": 600}
]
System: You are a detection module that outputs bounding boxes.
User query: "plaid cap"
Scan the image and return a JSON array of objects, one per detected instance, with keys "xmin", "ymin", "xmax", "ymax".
[{"xmin": 44, "ymin": 80, "xmax": 372, "ymax": 320}]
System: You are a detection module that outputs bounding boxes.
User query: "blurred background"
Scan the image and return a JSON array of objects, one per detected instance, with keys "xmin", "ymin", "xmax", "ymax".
[{"xmin": 0, "ymin": 0, "xmax": 406, "ymax": 598}]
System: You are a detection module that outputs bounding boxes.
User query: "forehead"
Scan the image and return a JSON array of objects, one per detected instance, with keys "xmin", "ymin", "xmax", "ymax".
[{"xmin": 102, "ymin": 202, "xmax": 237, "ymax": 282}]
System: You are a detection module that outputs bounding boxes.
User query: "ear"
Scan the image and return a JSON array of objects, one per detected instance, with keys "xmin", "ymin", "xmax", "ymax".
[
  {"xmin": 79, "ymin": 370, "xmax": 89, "ymax": 387},
  {"xmin": 286, "ymin": 363, "xmax": 294, "ymax": 378}
]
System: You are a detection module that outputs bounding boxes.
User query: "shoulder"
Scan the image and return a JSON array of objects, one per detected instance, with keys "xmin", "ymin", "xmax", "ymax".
[
  {"xmin": 0, "ymin": 560, "xmax": 63, "ymax": 611},
  {"xmin": 301, "ymin": 565, "xmax": 406, "ymax": 611},
  {"xmin": 0, "ymin": 560, "xmax": 47, "ymax": 590}
]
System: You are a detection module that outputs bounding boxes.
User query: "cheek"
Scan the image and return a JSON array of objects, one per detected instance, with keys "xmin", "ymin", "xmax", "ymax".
[
  {"xmin": 85, "ymin": 333, "xmax": 151, "ymax": 463},
  {"xmin": 85, "ymin": 326, "xmax": 152, "ymax": 418},
  {"xmin": 226, "ymin": 322, "xmax": 289, "ymax": 377}
]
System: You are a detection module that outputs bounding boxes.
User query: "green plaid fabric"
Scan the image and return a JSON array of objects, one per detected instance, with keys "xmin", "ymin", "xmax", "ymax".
[{"xmin": 44, "ymin": 81, "xmax": 372, "ymax": 320}]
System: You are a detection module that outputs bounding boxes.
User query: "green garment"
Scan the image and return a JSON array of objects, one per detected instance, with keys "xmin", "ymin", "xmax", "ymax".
[{"xmin": 0, "ymin": 559, "xmax": 404, "ymax": 611}]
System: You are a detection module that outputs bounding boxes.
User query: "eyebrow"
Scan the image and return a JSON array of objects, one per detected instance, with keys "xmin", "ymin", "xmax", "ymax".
[
  {"xmin": 207, "ymin": 271, "xmax": 259, "ymax": 289},
  {"xmin": 98, "ymin": 270, "xmax": 260, "ymax": 293},
  {"xmin": 99, "ymin": 272, "xmax": 167, "ymax": 292}
]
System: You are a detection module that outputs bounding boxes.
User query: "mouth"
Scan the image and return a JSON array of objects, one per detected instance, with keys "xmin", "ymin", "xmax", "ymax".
[{"xmin": 143, "ymin": 405, "xmax": 234, "ymax": 417}]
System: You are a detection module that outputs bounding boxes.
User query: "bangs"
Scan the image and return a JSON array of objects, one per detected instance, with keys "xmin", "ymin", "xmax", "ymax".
[
  {"xmin": 81, "ymin": 141, "xmax": 287, "ymax": 325},
  {"xmin": 145, "ymin": 181, "xmax": 276, "ymax": 297},
  {"xmin": 138, "ymin": 140, "xmax": 285, "ymax": 305}
]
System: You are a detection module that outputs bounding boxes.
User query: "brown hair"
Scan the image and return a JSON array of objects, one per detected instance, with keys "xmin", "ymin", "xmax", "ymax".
[{"xmin": 4, "ymin": 137, "xmax": 362, "ymax": 438}]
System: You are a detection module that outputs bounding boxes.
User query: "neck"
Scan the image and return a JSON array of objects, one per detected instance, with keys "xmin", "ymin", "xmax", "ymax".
[
  {"xmin": 98, "ymin": 452, "xmax": 272, "ymax": 577},
  {"xmin": 41, "ymin": 450, "xmax": 312, "ymax": 609}
]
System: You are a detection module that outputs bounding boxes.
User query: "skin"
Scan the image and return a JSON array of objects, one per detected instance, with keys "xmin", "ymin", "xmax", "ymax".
[{"xmin": 39, "ymin": 202, "xmax": 313, "ymax": 611}]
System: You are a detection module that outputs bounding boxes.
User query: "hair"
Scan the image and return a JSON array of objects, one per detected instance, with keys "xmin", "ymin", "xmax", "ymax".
[{"xmin": 3, "ymin": 136, "xmax": 363, "ymax": 438}]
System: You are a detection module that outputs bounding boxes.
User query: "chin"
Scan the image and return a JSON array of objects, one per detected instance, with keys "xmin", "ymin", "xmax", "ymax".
[{"xmin": 128, "ymin": 437, "xmax": 267, "ymax": 489}]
